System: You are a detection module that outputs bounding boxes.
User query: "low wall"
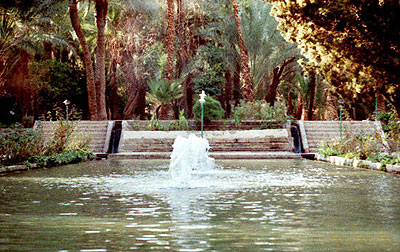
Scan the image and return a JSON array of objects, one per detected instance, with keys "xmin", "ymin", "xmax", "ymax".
[
  {"xmin": 315, "ymin": 153, "xmax": 400, "ymax": 175},
  {"xmin": 123, "ymin": 120, "xmax": 285, "ymax": 131}
]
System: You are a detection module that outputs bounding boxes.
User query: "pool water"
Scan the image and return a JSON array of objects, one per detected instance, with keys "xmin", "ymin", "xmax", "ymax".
[{"xmin": 0, "ymin": 159, "xmax": 399, "ymax": 251}]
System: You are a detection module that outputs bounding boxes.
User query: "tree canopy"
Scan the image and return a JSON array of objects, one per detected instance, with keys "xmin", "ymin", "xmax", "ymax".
[
  {"xmin": 268, "ymin": 0, "xmax": 400, "ymax": 116},
  {"xmin": 1, "ymin": 0, "xmax": 400, "ymax": 123}
]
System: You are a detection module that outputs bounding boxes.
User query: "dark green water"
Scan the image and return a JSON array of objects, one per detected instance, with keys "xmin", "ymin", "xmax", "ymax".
[{"xmin": 0, "ymin": 159, "xmax": 399, "ymax": 251}]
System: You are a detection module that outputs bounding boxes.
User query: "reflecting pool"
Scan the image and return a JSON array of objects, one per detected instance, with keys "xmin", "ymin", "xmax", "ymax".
[{"xmin": 0, "ymin": 159, "xmax": 399, "ymax": 251}]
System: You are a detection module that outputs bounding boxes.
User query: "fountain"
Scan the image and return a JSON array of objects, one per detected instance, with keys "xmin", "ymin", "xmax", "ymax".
[
  {"xmin": 169, "ymin": 134, "xmax": 215, "ymax": 184},
  {"xmin": 168, "ymin": 90, "xmax": 215, "ymax": 185}
]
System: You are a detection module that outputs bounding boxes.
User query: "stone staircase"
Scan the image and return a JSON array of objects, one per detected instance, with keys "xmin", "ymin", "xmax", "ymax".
[
  {"xmin": 299, "ymin": 120, "xmax": 382, "ymax": 153},
  {"xmin": 115, "ymin": 126, "xmax": 300, "ymax": 159},
  {"xmin": 34, "ymin": 121, "xmax": 114, "ymax": 153}
]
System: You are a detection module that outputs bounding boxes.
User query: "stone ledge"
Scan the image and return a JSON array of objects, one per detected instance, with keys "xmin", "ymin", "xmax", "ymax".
[
  {"xmin": 109, "ymin": 152, "xmax": 302, "ymax": 160},
  {"xmin": 0, "ymin": 164, "xmax": 39, "ymax": 175},
  {"xmin": 315, "ymin": 153, "xmax": 400, "ymax": 175}
]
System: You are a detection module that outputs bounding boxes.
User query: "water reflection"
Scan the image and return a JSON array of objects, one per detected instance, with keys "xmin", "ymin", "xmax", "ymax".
[{"xmin": 0, "ymin": 159, "xmax": 399, "ymax": 251}]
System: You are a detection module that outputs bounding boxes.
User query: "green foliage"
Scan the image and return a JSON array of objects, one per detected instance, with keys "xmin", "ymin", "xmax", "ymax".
[
  {"xmin": 378, "ymin": 107, "xmax": 400, "ymax": 154},
  {"xmin": 367, "ymin": 153, "xmax": 399, "ymax": 166},
  {"xmin": 319, "ymin": 132, "xmax": 385, "ymax": 160},
  {"xmin": 30, "ymin": 59, "xmax": 87, "ymax": 113},
  {"xmin": 45, "ymin": 120, "xmax": 77, "ymax": 155},
  {"xmin": 193, "ymin": 96, "xmax": 224, "ymax": 121},
  {"xmin": 0, "ymin": 124, "xmax": 44, "ymax": 166},
  {"xmin": 27, "ymin": 149, "xmax": 94, "ymax": 169},
  {"xmin": 145, "ymin": 111, "xmax": 193, "ymax": 131},
  {"xmin": 318, "ymin": 140, "xmax": 341, "ymax": 157},
  {"xmin": 193, "ymin": 44, "xmax": 226, "ymax": 97},
  {"xmin": 0, "ymin": 121, "xmax": 92, "ymax": 168},
  {"xmin": 172, "ymin": 110, "xmax": 193, "ymax": 131},
  {"xmin": 147, "ymin": 78, "xmax": 183, "ymax": 106},
  {"xmin": 146, "ymin": 116, "xmax": 167, "ymax": 131},
  {"xmin": 232, "ymin": 100, "xmax": 290, "ymax": 124},
  {"xmin": 270, "ymin": 0, "xmax": 400, "ymax": 116}
]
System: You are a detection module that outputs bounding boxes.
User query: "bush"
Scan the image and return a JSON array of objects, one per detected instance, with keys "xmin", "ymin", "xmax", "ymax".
[
  {"xmin": 319, "ymin": 131, "xmax": 386, "ymax": 160},
  {"xmin": 193, "ymin": 96, "xmax": 224, "ymax": 121},
  {"xmin": 232, "ymin": 100, "xmax": 291, "ymax": 125},
  {"xmin": 1, "ymin": 116, "xmax": 92, "ymax": 168},
  {"xmin": 367, "ymin": 153, "xmax": 399, "ymax": 165},
  {"xmin": 0, "ymin": 124, "xmax": 44, "ymax": 166},
  {"xmin": 28, "ymin": 149, "xmax": 94, "ymax": 168},
  {"xmin": 378, "ymin": 108, "xmax": 400, "ymax": 155}
]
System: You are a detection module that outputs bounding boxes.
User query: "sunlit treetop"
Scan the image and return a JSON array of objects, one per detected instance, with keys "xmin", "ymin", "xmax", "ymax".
[{"xmin": 267, "ymin": 0, "xmax": 400, "ymax": 111}]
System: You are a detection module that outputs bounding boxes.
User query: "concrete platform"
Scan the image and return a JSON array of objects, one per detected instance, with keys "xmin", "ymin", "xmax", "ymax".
[{"xmin": 109, "ymin": 152, "xmax": 302, "ymax": 160}]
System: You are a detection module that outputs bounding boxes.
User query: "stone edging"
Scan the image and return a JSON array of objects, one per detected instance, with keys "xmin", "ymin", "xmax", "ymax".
[
  {"xmin": 314, "ymin": 153, "xmax": 400, "ymax": 174},
  {"xmin": 0, "ymin": 164, "xmax": 38, "ymax": 175}
]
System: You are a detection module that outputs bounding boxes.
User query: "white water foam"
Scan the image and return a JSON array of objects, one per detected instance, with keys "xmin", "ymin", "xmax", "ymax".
[{"xmin": 169, "ymin": 134, "xmax": 215, "ymax": 184}]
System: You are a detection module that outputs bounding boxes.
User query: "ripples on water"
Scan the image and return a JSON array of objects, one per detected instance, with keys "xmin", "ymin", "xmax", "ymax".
[{"xmin": 0, "ymin": 159, "xmax": 399, "ymax": 251}]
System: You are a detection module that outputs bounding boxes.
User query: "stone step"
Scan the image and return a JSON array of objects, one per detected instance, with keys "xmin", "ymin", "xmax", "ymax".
[{"xmin": 34, "ymin": 120, "xmax": 113, "ymax": 153}]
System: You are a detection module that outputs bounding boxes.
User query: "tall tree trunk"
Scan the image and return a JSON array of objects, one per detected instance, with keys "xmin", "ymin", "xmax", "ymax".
[
  {"xmin": 233, "ymin": 63, "xmax": 241, "ymax": 106},
  {"xmin": 95, "ymin": 0, "xmax": 108, "ymax": 120},
  {"xmin": 183, "ymin": 76, "xmax": 193, "ymax": 118},
  {"xmin": 231, "ymin": 0, "xmax": 253, "ymax": 102},
  {"xmin": 166, "ymin": 0, "xmax": 176, "ymax": 82},
  {"xmin": 307, "ymin": 71, "xmax": 316, "ymax": 120},
  {"xmin": 109, "ymin": 58, "xmax": 120, "ymax": 119},
  {"xmin": 265, "ymin": 57, "xmax": 296, "ymax": 106},
  {"xmin": 377, "ymin": 92, "xmax": 385, "ymax": 114},
  {"xmin": 296, "ymin": 93, "xmax": 303, "ymax": 120},
  {"xmin": 266, "ymin": 67, "xmax": 279, "ymax": 106},
  {"xmin": 122, "ymin": 84, "xmax": 145, "ymax": 120},
  {"xmin": 287, "ymin": 90, "xmax": 294, "ymax": 117},
  {"xmin": 133, "ymin": 86, "xmax": 146, "ymax": 120},
  {"xmin": 224, "ymin": 70, "xmax": 233, "ymax": 118},
  {"xmin": 69, "ymin": 0, "xmax": 97, "ymax": 120},
  {"xmin": 324, "ymin": 94, "xmax": 338, "ymax": 120}
]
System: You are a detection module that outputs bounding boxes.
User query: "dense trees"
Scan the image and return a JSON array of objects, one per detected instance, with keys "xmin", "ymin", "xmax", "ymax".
[
  {"xmin": 1, "ymin": 0, "xmax": 399, "ymax": 124},
  {"xmin": 69, "ymin": 0, "xmax": 108, "ymax": 120},
  {"xmin": 269, "ymin": 0, "xmax": 400, "ymax": 117}
]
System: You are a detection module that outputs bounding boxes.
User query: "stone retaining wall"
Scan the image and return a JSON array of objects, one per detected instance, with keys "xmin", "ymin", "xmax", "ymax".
[{"xmin": 124, "ymin": 120, "xmax": 284, "ymax": 131}]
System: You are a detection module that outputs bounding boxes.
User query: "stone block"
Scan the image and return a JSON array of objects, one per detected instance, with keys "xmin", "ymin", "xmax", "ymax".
[{"xmin": 386, "ymin": 164, "xmax": 400, "ymax": 173}]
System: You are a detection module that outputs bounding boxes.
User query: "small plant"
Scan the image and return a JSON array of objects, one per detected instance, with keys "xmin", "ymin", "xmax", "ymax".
[
  {"xmin": 176, "ymin": 110, "xmax": 193, "ymax": 130},
  {"xmin": 146, "ymin": 116, "xmax": 167, "ymax": 131},
  {"xmin": 318, "ymin": 139, "xmax": 342, "ymax": 157},
  {"xmin": 318, "ymin": 131, "xmax": 386, "ymax": 160},
  {"xmin": 367, "ymin": 153, "xmax": 399, "ymax": 166},
  {"xmin": 378, "ymin": 107, "xmax": 400, "ymax": 156},
  {"xmin": 193, "ymin": 96, "xmax": 224, "ymax": 121}
]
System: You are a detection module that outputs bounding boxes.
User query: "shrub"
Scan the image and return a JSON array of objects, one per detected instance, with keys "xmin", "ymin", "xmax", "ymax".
[
  {"xmin": 0, "ymin": 124, "xmax": 44, "ymax": 166},
  {"xmin": 28, "ymin": 149, "xmax": 94, "ymax": 168},
  {"xmin": 367, "ymin": 153, "xmax": 399, "ymax": 165},
  {"xmin": 193, "ymin": 96, "xmax": 224, "ymax": 121},
  {"xmin": 1, "ymin": 112, "xmax": 92, "ymax": 168},
  {"xmin": 378, "ymin": 108, "xmax": 400, "ymax": 155},
  {"xmin": 232, "ymin": 100, "xmax": 291, "ymax": 125},
  {"xmin": 319, "ymin": 131, "xmax": 386, "ymax": 160}
]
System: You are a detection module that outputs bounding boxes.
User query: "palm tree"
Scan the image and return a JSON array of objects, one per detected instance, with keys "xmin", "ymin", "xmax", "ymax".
[
  {"xmin": 231, "ymin": 0, "xmax": 253, "ymax": 102},
  {"xmin": 68, "ymin": 0, "xmax": 109, "ymax": 120},
  {"xmin": 166, "ymin": 0, "xmax": 176, "ymax": 82},
  {"xmin": 147, "ymin": 78, "xmax": 183, "ymax": 119},
  {"xmin": 94, "ymin": 0, "xmax": 108, "ymax": 120},
  {"xmin": 69, "ymin": 0, "xmax": 97, "ymax": 120},
  {"xmin": 1, "ymin": 3, "xmax": 76, "ymax": 120}
]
